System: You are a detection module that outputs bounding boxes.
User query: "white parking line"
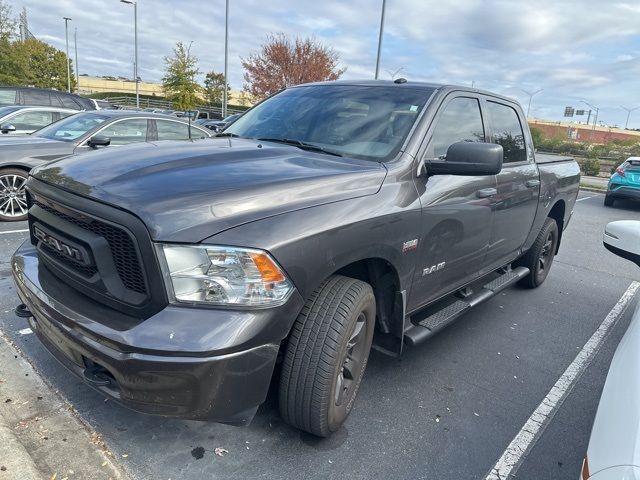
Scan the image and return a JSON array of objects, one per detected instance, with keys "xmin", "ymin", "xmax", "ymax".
[
  {"xmin": 576, "ymin": 195, "xmax": 596, "ymax": 202},
  {"xmin": 0, "ymin": 229, "xmax": 28, "ymax": 235},
  {"xmin": 485, "ymin": 281, "xmax": 640, "ymax": 480}
]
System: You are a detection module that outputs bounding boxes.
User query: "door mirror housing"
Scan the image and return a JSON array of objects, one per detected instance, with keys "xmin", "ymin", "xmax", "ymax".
[
  {"xmin": 0, "ymin": 124, "xmax": 16, "ymax": 134},
  {"xmin": 603, "ymin": 221, "xmax": 640, "ymax": 267},
  {"xmin": 87, "ymin": 134, "xmax": 111, "ymax": 148},
  {"xmin": 426, "ymin": 142, "xmax": 503, "ymax": 176}
]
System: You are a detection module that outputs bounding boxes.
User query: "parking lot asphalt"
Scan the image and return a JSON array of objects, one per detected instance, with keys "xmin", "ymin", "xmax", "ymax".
[{"xmin": 0, "ymin": 191, "xmax": 639, "ymax": 480}]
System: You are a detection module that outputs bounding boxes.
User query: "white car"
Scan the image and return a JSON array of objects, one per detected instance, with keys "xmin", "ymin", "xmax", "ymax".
[
  {"xmin": 581, "ymin": 221, "xmax": 640, "ymax": 479},
  {"xmin": 0, "ymin": 105, "xmax": 77, "ymax": 135}
]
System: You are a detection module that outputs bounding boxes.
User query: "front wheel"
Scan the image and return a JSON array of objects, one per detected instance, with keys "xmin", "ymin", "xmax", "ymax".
[
  {"xmin": 0, "ymin": 168, "xmax": 29, "ymax": 222},
  {"xmin": 604, "ymin": 195, "xmax": 614, "ymax": 207},
  {"xmin": 279, "ymin": 275, "xmax": 375, "ymax": 437},
  {"xmin": 515, "ymin": 217, "xmax": 559, "ymax": 288}
]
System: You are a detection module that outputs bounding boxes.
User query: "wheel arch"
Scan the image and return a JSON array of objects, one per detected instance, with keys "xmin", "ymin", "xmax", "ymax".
[{"xmin": 547, "ymin": 200, "xmax": 565, "ymax": 254}]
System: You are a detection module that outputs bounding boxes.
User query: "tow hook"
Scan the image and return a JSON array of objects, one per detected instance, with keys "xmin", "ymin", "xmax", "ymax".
[{"xmin": 14, "ymin": 304, "xmax": 32, "ymax": 318}]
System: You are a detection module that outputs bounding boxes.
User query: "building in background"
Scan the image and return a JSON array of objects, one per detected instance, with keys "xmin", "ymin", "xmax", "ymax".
[{"xmin": 77, "ymin": 76, "xmax": 253, "ymax": 107}]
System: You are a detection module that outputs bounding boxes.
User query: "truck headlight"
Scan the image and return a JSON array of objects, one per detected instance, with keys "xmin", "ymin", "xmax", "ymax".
[{"xmin": 158, "ymin": 244, "xmax": 293, "ymax": 307}]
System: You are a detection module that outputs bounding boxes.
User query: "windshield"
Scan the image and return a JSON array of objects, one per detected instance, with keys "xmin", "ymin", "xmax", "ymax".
[
  {"xmin": 35, "ymin": 113, "xmax": 108, "ymax": 142},
  {"xmin": 0, "ymin": 106, "xmax": 21, "ymax": 120},
  {"xmin": 225, "ymin": 85, "xmax": 434, "ymax": 161}
]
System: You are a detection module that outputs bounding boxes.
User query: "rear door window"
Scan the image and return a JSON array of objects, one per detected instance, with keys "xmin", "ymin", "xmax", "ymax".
[
  {"xmin": 486, "ymin": 101, "xmax": 527, "ymax": 164},
  {"xmin": 23, "ymin": 90, "xmax": 52, "ymax": 106},
  {"xmin": 156, "ymin": 120, "xmax": 208, "ymax": 140}
]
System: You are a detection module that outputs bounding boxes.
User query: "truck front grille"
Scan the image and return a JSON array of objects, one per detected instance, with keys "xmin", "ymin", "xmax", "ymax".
[{"xmin": 32, "ymin": 198, "xmax": 147, "ymax": 295}]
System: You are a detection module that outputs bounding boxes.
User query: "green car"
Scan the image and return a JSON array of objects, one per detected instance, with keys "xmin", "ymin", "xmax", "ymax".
[{"xmin": 605, "ymin": 157, "xmax": 640, "ymax": 207}]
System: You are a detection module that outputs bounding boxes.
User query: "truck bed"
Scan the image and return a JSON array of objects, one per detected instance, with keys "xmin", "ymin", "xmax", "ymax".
[{"xmin": 536, "ymin": 152, "xmax": 574, "ymax": 164}]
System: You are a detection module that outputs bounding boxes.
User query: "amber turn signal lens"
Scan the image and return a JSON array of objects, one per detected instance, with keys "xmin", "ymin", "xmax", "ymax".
[
  {"xmin": 250, "ymin": 252, "xmax": 286, "ymax": 282},
  {"xmin": 582, "ymin": 456, "xmax": 590, "ymax": 479}
]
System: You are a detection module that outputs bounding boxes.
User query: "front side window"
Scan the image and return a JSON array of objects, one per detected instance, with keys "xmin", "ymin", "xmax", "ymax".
[
  {"xmin": 156, "ymin": 120, "xmax": 208, "ymax": 140},
  {"xmin": 35, "ymin": 113, "xmax": 108, "ymax": 142},
  {"xmin": 225, "ymin": 85, "xmax": 434, "ymax": 161},
  {"xmin": 58, "ymin": 94, "xmax": 81, "ymax": 110},
  {"xmin": 486, "ymin": 101, "xmax": 526, "ymax": 164},
  {"xmin": 100, "ymin": 119, "xmax": 148, "ymax": 145},
  {"xmin": 7, "ymin": 111, "xmax": 54, "ymax": 130},
  {"xmin": 427, "ymin": 97, "xmax": 485, "ymax": 159}
]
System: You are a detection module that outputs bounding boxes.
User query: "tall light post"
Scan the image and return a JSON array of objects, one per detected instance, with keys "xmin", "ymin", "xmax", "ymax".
[
  {"xmin": 520, "ymin": 88, "xmax": 543, "ymax": 118},
  {"xmin": 222, "ymin": 0, "xmax": 229, "ymax": 117},
  {"xmin": 74, "ymin": 28, "xmax": 79, "ymax": 93},
  {"xmin": 621, "ymin": 106, "xmax": 640, "ymax": 129},
  {"xmin": 374, "ymin": 0, "xmax": 386, "ymax": 80},
  {"xmin": 121, "ymin": 0, "xmax": 139, "ymax": 108},
  {"xmin": 63, "ymin": 17, "xmax": 72, "ymax": 93}
]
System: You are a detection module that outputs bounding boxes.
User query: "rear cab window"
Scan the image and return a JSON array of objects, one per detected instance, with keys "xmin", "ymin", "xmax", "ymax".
[
  {"xmin": 0, "ymin": 89, "xmax": 17, "ymax": 107},
  {"xmin": 486, "ymin": 101, "xmax": 527, "ymax": 164}
]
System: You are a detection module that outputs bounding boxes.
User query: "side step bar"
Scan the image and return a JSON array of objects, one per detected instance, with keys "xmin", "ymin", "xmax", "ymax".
[{"xmin": 403, "ymin": 266, "xmax": 529, "ymax": 347}]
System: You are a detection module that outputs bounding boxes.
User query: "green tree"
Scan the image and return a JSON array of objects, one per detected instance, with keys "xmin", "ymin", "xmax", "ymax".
[
  {"xmin": 162, "ymin": 41, "xmax": 201, "ymax": 110},
  {"xmin": 22, "ymin": 38, "xmax": 75, "ymax": 91},
  {"xmin": 203, "ymin": 70, "xmax": 229, "ymax": 106},
  {"xmin": 0, "ymin": 0, "xmax": 17, "ymax": 41}
]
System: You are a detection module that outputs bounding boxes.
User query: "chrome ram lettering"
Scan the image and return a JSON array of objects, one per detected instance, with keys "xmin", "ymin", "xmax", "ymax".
[{"xmin": 33, "ymin": 226, "xmax": 85, "ymax": 263}]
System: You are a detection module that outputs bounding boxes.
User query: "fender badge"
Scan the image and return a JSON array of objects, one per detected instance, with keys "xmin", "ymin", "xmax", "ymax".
[{"xmin": 402, "ymin": 239, "xmax": 418, "ymax": 253}]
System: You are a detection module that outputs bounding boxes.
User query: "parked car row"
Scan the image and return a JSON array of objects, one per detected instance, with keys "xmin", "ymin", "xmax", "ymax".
[{"xmin": 0, "ymin": 110, "xmax": 211, "ymax": 221}]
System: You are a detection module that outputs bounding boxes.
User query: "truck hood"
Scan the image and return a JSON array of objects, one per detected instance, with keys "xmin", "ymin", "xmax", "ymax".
[{"xmin": 32, "ymin": 138, "xmax": 387, "ymax": 242}]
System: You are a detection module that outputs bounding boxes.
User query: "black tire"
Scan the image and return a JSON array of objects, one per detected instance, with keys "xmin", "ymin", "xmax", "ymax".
[
  {"xmin": 604, "ymin": 195, "xmax": 614, "ymax": 207},
  {"xmin": 279, "ymin": 275, "xmax": 376, "ymax": 437},
  {"xmin": 0, "ymin": 168, "xmax": 29, "ymax": 222},
  {"xmin": 515, "ymin": 217, "xmax": 559, "ymax": 289}
]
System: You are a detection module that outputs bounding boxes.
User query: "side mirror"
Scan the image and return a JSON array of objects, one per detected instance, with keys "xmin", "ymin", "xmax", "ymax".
[
  {"xmin": 0, "ymin": 124, "xmax": 16, "ymax": 134},
  {"xmin": 87, "ymin": 135, "xmax": 111, "ymax": 148},
  {"xmin": 603, "ymin": 221, "xmax": 640, "ymax": 267},
  {"xmin": 426, "ymin": 142, "xmax": 503, "ymax": 176}
]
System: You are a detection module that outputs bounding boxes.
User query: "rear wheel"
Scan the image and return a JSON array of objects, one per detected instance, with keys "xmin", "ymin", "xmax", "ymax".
[
  {"xmin": 279, "ymin": 275, "xmax": 375, "ymax": 437},
  {"xmin": 0, "ymin": 168, "xmax": 29, "ymax": 222},
  {"xmin": 515, "ymin": 217, "xmax": 559, "ymax": 288},
  {"xmin": 604, "ymin": 195, "xmax": 614, "ymax": 207}
]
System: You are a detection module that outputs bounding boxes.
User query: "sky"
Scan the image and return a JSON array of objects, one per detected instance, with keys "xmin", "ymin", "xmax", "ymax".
[{"xmin": 11, "ymin": 0, "xmax": 640, "ymax": 128}]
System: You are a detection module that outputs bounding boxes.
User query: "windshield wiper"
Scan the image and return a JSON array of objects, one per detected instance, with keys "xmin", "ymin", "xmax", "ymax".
[{"xmin": 256, "ymin": 138, "xmax": 343, "ymax": 157}]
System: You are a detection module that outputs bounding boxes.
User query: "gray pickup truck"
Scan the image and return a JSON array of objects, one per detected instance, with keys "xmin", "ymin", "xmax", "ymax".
[{"xmin": 12, "ymin": 80, "xmax": 580, "ymax": 437}]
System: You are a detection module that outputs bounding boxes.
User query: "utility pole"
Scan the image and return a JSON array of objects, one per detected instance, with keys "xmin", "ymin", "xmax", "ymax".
[
  {"xmin": 621, "ymin": 106, "xmax": 640, "ymax": 129},
  {"xmin": 374, "ymin": 0, "xmax": 386, "ymax": 79},
  {"xmin": 520, "ymin": 88, "xmax": 543, "ymax": 118},
  {"xmin": 74, "ymin": 28, "xmax": 79, "ymax": 93},
  {"xmin": 63, "ymin": 17, "xmax": 72, "ymax": 93},
  {"xmin": 581, "ymin": 100, "xmax": 599, "ymax": 130},
  {"xmin": 222, "ymin": 0, "xmax": 229, "ymax": 117}
]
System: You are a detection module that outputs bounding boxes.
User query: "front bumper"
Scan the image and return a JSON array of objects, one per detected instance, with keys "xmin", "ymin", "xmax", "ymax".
[{"xmin": 12, "ymin": 240, "xmax": 304, "ymax": 424}]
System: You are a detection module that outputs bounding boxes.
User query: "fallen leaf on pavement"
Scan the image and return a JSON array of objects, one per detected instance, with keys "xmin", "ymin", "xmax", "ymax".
[{"xmin": 214, "ymin": 447, "xmax": 228, "ymax": 457}]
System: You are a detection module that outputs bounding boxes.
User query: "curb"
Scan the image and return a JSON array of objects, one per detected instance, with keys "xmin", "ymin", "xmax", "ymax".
[
  {"xmin": 0, "ymin": 417, "xmax": 45, "ymax": 480},
  {"xmin": 579, "ymin": 185, "xmax": 606, "ymax": 194},
  {"xmin": 0, "ymin": 329, "xmax": 131, "ymax": 480}
]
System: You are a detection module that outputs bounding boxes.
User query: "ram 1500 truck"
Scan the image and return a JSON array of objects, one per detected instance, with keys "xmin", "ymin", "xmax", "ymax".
[{"xmin": 12, "ymin": 80, "xmax": 580, "ymax": 437}]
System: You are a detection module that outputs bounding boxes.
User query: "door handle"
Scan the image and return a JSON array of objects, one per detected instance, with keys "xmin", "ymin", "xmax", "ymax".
[
  {"xmin": 476, "ymin": 188, "xmax": 497, "ymax": 199},
  {"xmin": 525, "ymin": 180, "xmax": 541, "ymax": 188}
]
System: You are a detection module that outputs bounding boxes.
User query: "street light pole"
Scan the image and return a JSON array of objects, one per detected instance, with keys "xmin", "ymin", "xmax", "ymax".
[
  {"xmin": 374, "ymin": 0, "xmax": 386, "ymax": 80},
  {"xmin": 121, "ymin": 0, "xmax": 139, "ymax": 108},
  {"xmin": 63, "ymin": 17, "xmax": 72, "ymax": 93},
  {"xmin": 222, "ymin": 0, "xmax": 229, "ymax": 117},
  {"xmin": 581, "ymin": 100, "xmax": 599, "ymax": 130},
  {"xmin": 621, "ymin": 106, "xmax": 640, "ymax": 129},
  {"xmin": 520, "ymin": 88, "xmax": 543, "ymax": 118},
  {"xmin": 74, "ymin": 28, "xmax": 79, "ymax": 93}
]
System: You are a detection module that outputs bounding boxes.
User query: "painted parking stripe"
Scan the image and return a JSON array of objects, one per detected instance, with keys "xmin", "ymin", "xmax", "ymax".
[
  {"xmin": 576, "ymin": 195, "xmax": 596, "ymax": 202},
  {"xmin": 0, "ymin": 229, "xmax": 28, "ymax": 235},
  {"xmin": 485, "ymin": 281, "xmax": 640, "ymax": 480}
]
